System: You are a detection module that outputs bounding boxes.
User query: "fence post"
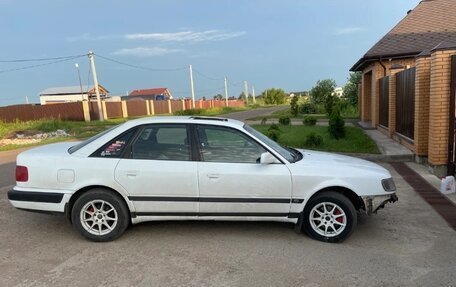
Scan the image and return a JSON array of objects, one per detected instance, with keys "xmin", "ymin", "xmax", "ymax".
[
  {"xmin": 101, "ymin": 101, "xmax": 108, "ymax": 120},
  {"xmin": 182, "ymin": 99, "xmax": 186, "ymax": 111},
  {"xmin": 121, "ymin": 101, "xmax": 128, "ymax": 118},
  {"xmin": 149, "ymin": 100, "xmax": 155, "ymax": 115},
  {"xmin": 167, "ymin": 100, "xmax": 172, "ymax": 114},
  {"xmin": 146, "ymin": 100, "xmax": 151, "ymax": 115},
  {"xmin": 82, "ymin": 101, "xmax": 91, "ymax": 122}
]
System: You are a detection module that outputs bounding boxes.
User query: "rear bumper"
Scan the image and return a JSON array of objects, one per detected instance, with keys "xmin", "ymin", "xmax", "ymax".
[
  {"xmin": 7, "ymin": 189, "xmax": 64, "ymax": 203},
  {"xmin": 361, "ymin": 193, "xmax": 398, "ymax": 215},
  {"xmin": 7, "ymin": 188, "xmax": 71, "ymax": 214}
]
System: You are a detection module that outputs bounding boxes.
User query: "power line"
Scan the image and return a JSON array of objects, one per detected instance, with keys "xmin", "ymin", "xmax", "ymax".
[
  {"xmin": 0, "ymin": 54, "xmax": 87, "ymax": 63},
  {"xmin": 0, "ymin": 55, "xmax": 85, "ymax": 74},
  {"xmin": 193, "ymin": 68, "xmax": 223, "ymax": 81},
  {"xmin": 94, "ymin": 53, "xmax": 187, "ymax": 72}
]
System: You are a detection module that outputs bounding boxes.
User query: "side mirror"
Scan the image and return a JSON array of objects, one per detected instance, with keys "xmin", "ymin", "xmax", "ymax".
[{"xmin": 260, "ymin": 152, "xmax": 279, "ymax": 164}]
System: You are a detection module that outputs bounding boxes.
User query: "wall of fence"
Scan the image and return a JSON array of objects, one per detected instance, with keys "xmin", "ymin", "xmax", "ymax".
[
  {"xmin": 0, "ymin": 102, "xmax": 85, "ymax": 122},
  {"xmin": 0, "ymin": 99, "xmax": 245, "ymax": 123}
]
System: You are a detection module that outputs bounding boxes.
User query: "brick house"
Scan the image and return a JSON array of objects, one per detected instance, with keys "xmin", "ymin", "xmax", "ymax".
[
  {"xmin": 39, "ymin": 85, "xmax": 109, "ymax": 105},
  {"xmin": 351, "ymin": 0, "xmax": 456, "ymax": 176},
  {"xmin": 125, "ymin": 88, "xmax": 173, "ymax": 101}
]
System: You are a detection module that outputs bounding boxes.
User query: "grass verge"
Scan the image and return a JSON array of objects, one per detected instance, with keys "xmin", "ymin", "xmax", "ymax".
[
  {"xmin": 247, "ymin": 109, "xmax": 359, "ymax": 121},
  {"xmin": 252, "ymin": 124, "xmax": 379, "ymax": 154}
]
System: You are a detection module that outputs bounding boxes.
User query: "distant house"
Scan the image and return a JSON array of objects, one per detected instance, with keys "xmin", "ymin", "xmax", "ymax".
[
  {"xmin": 333, "ymin": 87, "xmax": 343, "ymax": 97},
  {"xmin": 124, "ymin": 88, "xmax": 173, "ymax": 101},
  {"xmin": 39, "ymin": 85, "xmax": 109, "ymax": 105}
]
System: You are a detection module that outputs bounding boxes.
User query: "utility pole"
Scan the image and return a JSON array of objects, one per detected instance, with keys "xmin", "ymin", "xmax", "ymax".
[
  {"xmin": 189, "ymin": 64, "xmax": 195, "ymax": 108},
  {"xmin": 224, "ymin": 76, "xmax": 229, "ymax": 107},
  {"xmin": 75, "ymin": 63, "xmax": 83, "ymax": 98},
  {"xmin": 25, "ymin": 96, "xmax": 29, "ymax": 104},
  {"xmin": 88, "ymin": 51, "xmax": 104, "ymax": 121},
  {"xmin": 252, "ymin": 86, "xmax": 256, "ymax": 103},
  {"xmin": 244, "ymin": 81, "xmax": 249, "ymax": 105}
]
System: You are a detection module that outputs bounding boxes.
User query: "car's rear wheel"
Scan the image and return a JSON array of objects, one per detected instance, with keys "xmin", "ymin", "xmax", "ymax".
[
  {"xmin": 71, "ymin": 188, "xmax": 129, "ymax": 242},
  {"xmin": 302, "ymin": 191, "xmax": 357, "ymax": 243}
]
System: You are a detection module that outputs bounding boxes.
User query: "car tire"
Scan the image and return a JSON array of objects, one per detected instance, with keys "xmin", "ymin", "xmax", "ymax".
[
  {"xmin": 302, "ymin": 191, "xmax": 357, "ymax": 243},
  {"xmin": 71, "ymin": 188, "xmax": 130, "ymax": 242}
]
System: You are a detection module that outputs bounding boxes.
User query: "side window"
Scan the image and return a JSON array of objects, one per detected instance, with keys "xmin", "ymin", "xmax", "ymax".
[
  {"xmin": 197, "ymin": 126, "xmax": 266, "ymax": 163},
  {"xmin": 94, "ymin": 129, "xmax": 136, "ymax": 158},
  {"xmin": 131, "ymin": 125, "xmax": 190, "ymax": 161}
]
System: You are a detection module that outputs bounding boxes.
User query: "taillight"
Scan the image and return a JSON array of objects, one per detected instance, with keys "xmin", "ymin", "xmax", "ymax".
[{"xmin": 16, "ymin": 166, "xmax": 28, "ymax": 182}]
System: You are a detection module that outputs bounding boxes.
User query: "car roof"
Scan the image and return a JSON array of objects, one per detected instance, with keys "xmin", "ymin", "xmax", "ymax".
[{"xmin": 123, "ymin": 116, "xmax": 245, "ymax": 129}]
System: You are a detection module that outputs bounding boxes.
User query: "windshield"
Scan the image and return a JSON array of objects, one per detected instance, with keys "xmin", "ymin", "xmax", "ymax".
[
  {"xmin": 243, "ymin": 124, "xmax": 297, "ymax": 162},
  {"xmin": 68, "ymin": 124, "xmax": 121, "ymax": 154}
]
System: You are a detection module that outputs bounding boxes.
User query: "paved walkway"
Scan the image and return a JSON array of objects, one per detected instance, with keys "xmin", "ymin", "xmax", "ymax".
[{"xmin": 224, "ymin": 106, "xmax": 288, "ymax": 121}]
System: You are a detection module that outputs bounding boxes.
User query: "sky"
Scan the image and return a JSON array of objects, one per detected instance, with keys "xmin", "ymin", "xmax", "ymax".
[{"xmin": 0, "ymin": 0, "xmax": 421, "ymax": 106}]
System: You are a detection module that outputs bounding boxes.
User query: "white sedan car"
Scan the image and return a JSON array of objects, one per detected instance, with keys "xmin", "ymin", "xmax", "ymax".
[{"xmin": 8, "ymin": 116, "xmax": 397, "ymax": 243}]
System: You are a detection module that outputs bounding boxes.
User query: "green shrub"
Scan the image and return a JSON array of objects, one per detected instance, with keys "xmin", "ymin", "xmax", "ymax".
[
  {"xmin": 267, "ymin": 129, "xmax": 281, "ymax": 141},
  {"xmin": 290, "ymin": 95, "xmax": 299, "ymax": 117},
  {"xmin": 303, "ymin": 116, "xmax": 317, "ymax": 126},
  {"xmin": 268, "ymin": 123, "xmax": 280, "ymax": 131},
  {"xmin": 278, "ymin": 116, "xmax": 291, "ymax": 125},
  {"xmin": 300, "ymin": 102, "xmax": 316, "ymax": 114},
  {"xmin": 304, "ymin": 132, "xmax": 323, "ymax": 147},
  {"xmin": 328, "ymin": 106, "xmax": 345, "ymax": 139},
  {"xmin": 174, "ymin": 109, "xmax": 204, "ymax": 116}
]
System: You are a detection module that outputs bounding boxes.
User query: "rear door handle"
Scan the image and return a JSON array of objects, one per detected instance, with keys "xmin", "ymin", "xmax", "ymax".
[{"xmin": 207, "ymin": 173, "xmax": 220, "ymax": 179}]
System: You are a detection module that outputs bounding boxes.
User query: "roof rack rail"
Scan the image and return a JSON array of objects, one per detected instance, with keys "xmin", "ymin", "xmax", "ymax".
[{"xmin": 189, "ymin": 116, "xmax": 229, "ymax": 122}]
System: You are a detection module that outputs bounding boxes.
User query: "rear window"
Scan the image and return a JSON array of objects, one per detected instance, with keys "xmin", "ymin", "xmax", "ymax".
[{"xmin": 68, "ymin": 125, "xmax": 121, "ymax": 154}]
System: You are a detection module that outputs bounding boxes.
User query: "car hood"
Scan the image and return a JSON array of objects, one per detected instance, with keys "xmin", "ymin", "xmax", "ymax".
[{"xmin": 295, "ymin": 149, "xmax": 389, "ymax": 176}]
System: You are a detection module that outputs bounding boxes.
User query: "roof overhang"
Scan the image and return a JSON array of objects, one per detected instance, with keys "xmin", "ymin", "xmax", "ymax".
[{"xmin": 350, "ymin": 51, "xmax": 422, "ymax": 72}]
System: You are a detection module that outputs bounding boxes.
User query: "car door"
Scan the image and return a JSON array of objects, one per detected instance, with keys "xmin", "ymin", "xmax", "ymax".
[
  {"xmin": 195, "ymin": 124, "xmax": 292, "ymax": 215},
  {"xmin": 114, "ymin": 124, "xmax": 198, "ymax": 215}
]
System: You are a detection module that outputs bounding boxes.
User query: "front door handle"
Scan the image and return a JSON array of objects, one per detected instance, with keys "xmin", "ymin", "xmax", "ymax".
[
  {"xmin": 126, "ymin": 171, "xmax": 138, "ymax": 177},
  {"xmin": 207, "ymin": 173, "xmax": 220, "ymax": 179}
]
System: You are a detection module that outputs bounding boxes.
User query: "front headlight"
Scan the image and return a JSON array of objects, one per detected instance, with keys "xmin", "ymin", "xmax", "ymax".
[{"xmin": 381, "ymin": 178, "xmax": 396, "ymax": 192}]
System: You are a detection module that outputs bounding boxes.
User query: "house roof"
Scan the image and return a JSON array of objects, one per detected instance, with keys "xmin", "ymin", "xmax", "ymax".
[
  {"xmin": 351, "ymin": 0, "xmax": 456, "ymax": 71},
  {"xmin": 40, "ymin": 85, "xmax": 108, "ymax": 96},
  {"xmin": 129, "ymin": 88, "xmax": 169, "ymax": 96}
]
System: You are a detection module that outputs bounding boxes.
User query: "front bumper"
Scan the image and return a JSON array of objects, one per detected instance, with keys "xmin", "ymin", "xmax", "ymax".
[{"xmin": 361, "ymin": 193, "xmax": 398, "ymax": 215}]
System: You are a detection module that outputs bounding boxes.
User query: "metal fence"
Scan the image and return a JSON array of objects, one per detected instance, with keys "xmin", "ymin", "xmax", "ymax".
[
  {"xmin": 0, "ymin": 102, "xmax": 85, "ymax": 122},
  {"xmin": 396, "ymin": 67, "xmax": 416, "ymax": 139},
  {"xmin": 0, "ymin": 99, "xmax": 245, "ymax": 123}
]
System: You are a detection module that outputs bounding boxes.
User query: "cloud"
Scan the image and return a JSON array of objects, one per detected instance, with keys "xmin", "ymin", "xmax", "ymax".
[
  {"xmin": 111, "ymin": 46, "xmax": 182, "ymax": 57},
  {"xmin": 124, "ymin": 30, "xmax": 246, "ymax": 42},
  {"xmin": 334, "ymin": 27, "xmax": 367, "ymax": 35},
  {"xmin": 66, "ymin": 33, "xmax": 117, "ymax": 42}
]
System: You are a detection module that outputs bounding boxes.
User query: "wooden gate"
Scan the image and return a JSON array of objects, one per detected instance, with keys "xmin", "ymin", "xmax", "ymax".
[
  {"xmin": 379, "ymin": 76, "xmax": 389, "ymax": 127},
  {"xmin": 396, "ymin": 67, "xmax": 416, "ymax": 139},
  {"xmin": 448, "ymin": 55, "xmax": 456, "ymax": 175}
]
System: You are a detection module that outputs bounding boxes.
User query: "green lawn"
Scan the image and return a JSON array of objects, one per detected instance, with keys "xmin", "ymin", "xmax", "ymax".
[
  {"xmin": 252, "ymin": 124, "xmax": 380, "ymax": 154},
  {"xmin": 1, "ymin": 112, "xmax": 378, "ymax": 154},
  {"xmin": 0, "ymin": 118, "xmax": 126, "ymax": 151}
]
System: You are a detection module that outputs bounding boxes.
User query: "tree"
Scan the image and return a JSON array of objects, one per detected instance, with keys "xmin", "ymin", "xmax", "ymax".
[
  {"xmin": 309, "ymin": 79, "xmax": 336, "ymax": 105},
  {"xmin": 343, "ymin": 72, "xmax": 361, "ymax": 106},
  {"xmin": 238, "ymin": 92, "xmax": 249, "ymax": 100},
  {"xmin": 213, "ymin": 94, "xmax": 223, "ymax": 100},
  {"xmin": 290, "ymin": 94, "xmax": 300, "ymax": 116},
  {"xmin": 328, "ymin": 104, "xmax": 345, "ymax": 139},
  {"xmin": 262, "ymin": 88, "xmax": 286, "ymax": 105}
]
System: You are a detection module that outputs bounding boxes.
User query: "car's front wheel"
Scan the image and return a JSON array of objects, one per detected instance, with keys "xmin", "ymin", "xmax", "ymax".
[
  {"xmin": 302, "ymin": 191, "xmax": 357, "ymax": 243},
  {"xmin": 71, "ymin": 188, "xmax": 130, "ymax": 242}
]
